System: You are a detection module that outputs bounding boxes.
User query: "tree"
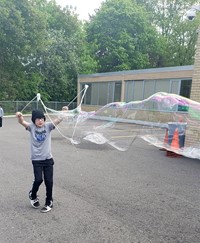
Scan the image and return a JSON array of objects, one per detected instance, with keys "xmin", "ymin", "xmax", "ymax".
[
  {"xmin": 85, "ymin": 0, "xmax": 163, "ymax": 72},
  {"xmin": 35, "ymin": 1, "xmax": 85, "ymax": 101},
  {"xmin": 0, "ymin": 0, "xmax": 86, "ymax": 102},
  {"xmin": 135, "ymin": 0, "xmax": 200, "ymax": 66},
  {"xmin": 0, "ymin": 0, "xmax": 48, "ymax": 100}
]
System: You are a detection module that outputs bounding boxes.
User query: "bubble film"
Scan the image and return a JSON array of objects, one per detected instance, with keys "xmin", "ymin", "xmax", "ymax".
[{"xmin": 22, "ymin": 92, "xmax": 200, "ymax": 159}]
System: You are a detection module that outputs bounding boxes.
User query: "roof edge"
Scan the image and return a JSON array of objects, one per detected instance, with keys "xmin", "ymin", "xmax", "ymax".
[{"xmin": 78, "ymin": 65, "xmax": 194, "ymax": 78}]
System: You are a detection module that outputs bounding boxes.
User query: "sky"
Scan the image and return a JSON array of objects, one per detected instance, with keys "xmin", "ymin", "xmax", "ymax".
[{"xmin": 55, "ymin": 0, "xmax": 104, "ymax": 20}]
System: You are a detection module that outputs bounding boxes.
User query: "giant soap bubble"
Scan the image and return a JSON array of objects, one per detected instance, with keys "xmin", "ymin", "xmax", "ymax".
[{"xmin": 19, "ymin": 89, "xmax": 200, "ymax": 159}]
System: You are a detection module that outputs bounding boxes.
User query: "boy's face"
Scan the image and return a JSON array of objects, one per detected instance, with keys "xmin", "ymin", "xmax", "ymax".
[{"xmin": 35, "ymin": 118, "xmax": 45, "ymax": 128}]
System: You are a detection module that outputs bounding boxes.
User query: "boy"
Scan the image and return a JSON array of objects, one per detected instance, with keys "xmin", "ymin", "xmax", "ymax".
[{"xmin": 16, "ymin": 109, "xmax": 62, "ymax": 213}]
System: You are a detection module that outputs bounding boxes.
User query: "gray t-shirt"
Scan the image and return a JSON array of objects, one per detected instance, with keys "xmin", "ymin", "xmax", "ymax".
[{"xmin": 27, "ymin": 122, "xmax": 55, "ymax": 161}]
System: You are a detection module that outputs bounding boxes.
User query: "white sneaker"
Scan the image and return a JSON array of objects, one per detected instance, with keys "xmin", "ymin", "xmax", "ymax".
[
  {"xmin": 40, "ymin": 201, "xmax": 53, "ymax": 213},
  {"xmin": 30, "ymin": 198, "xmax": 40, "ymax": 208},
  {"xmin": 29, "ymin": 191, "xmax": 40, "ymax": 209}
]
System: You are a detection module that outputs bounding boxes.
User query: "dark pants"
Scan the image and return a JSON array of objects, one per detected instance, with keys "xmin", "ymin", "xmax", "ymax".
[
  {"xmin": 0, "ymin": 117, "xmax": 2, "ymax": 127},
  {"xmin": 31, "ymin": 158, "xmax": 54, "ymax": 205}
]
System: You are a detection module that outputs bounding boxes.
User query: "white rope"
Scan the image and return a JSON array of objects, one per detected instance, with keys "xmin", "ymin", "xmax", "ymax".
[
  {"xmin": 67, "ymin": 85, "xmax": 88, "ymax": 108},
  {"xmin": 19, "ymin": 85, "xmax": 89, "ymax": 144},
  {"xmin": 20, "ymin": 95, "xmax": 37, "ymax": 113},
  {"xmin": 40, "ymin": 85, "xmax": 89, "ymax": 143}
]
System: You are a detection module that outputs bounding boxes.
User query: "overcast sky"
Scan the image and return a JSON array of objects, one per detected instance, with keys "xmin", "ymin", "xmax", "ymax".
[{"xmin": 55, "ymin": 0, "xmax": 104, "ymax": 20}]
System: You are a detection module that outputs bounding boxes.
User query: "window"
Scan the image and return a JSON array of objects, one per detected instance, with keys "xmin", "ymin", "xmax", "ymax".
[
  {"xmin": 81, "ymin": 78, "xmax": 191, "ymax": 107},
  {"xmin": 180, "ymin": 79, "xmax": 192, "ymax": 98},
  {"xmin": 144, "ymin": 80, "xmax": 155, "ymax": 99},
  {"xmin": 91, "ymin": 84, "xmax": 99, "ymax": 105},
  {"xmin": 155, "ymin": 80, "xmax": 170, "ymax": 93},
  {"xmin": 125, "ymin": 81, "xmax": 134, "ymax": 102},
  {"xmin": 114, "ymin": 82, "xmax": 121, "ymax": 102},
  {"xmin": 81, "ymin": 81, "xmax": 121, "ymax": 105},
  {"xmin": 133, "ymin": 81, "xmax": 144, "ymax": 101},
  {"xmin": 170, "ymin": 80, "xmax": 180, "ymax": 94},
  {"xmin": 99, "ymin": 83, "xmax": 109, "ymax": 105},
  {"xmin": 125, "ymin": 79, "xmax": 183, "ymax": 103},
  {"xmin": 108, "ymin": 82, "xmax": 115, "ymax": 103}
]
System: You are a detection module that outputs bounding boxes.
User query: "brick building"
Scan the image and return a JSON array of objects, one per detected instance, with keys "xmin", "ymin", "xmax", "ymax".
[{"xmin": 184, "ymin": 30, "xmax": 200, "ymax": 147}]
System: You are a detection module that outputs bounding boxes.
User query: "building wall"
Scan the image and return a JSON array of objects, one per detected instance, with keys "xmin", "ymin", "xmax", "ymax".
[
  {"xmin": 77, "ymin": 59, "xmax": 200, "ymax": 153},
  {"xmin": 185, "ymin": 33, "xmax": 200, "ymax": 147},
  {"xmin": 78, "ymin": 65, "xmax": 193, "ymax": 110},
  {"xmin": 190, "ymin": 33, "xmax": 200, "ymax": 102}
]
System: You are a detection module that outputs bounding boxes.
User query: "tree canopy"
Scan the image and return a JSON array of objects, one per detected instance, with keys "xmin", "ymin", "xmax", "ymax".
[
  {"xmin": 86, "ymin": 0, "xmax": 163, "ymax": 71},
  {"xmin": 0, "ymin": 0, "xmax": 86, "ymax": 101},
  {"xmin": 0, "ymin": 0, "xmax": 199, "ymax": 101}
]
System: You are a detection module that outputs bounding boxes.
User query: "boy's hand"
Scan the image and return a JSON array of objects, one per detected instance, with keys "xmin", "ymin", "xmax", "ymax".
[
  {"xmin": 62, "ymin": 106, "xmax": 68, "ymax": 111},
  {"xmin": 16, "ymin": 112, "xmax": 22, "ymax": 118},
  {"xmin": 16, "ymin": 112, "xmax": 29, "ymax": 128}
]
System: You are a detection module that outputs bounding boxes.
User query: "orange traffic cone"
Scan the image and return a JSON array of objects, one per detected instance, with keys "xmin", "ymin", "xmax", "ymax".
[
  {"xmin": 170, "ymin": 128, "xmax": 179, "ymax": 149},
  {"xmin": 166, "ymin": 128, "xmax": 182, "ymax": 157}
]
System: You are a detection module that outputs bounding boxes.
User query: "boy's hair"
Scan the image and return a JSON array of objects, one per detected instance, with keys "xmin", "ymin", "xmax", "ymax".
[{"xmin": 31, "ymin": 110, "xmax": 46, "ymax": 124}]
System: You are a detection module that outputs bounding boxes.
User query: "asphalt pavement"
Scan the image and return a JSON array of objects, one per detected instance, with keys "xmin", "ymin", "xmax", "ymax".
[{"xmin": 0, "ymin": 116, "xmax": 200, "ymax": 243}]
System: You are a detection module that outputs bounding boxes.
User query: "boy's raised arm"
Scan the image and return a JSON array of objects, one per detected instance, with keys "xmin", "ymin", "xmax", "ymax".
[
  {"xmin": 53, "ymin": 106, "xmax": 69, "ymax": 126},
  {"xmin": 53, "ymin": 116, "xmax": 63, "ymax": 126},
  {"xmin": 16, "ymin": 112, "xmax": 29, "ymax": 128}
]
